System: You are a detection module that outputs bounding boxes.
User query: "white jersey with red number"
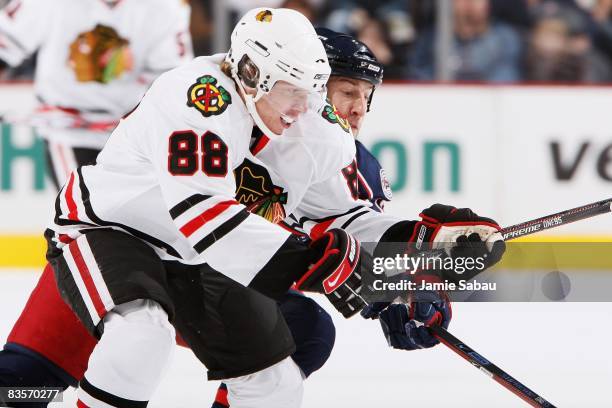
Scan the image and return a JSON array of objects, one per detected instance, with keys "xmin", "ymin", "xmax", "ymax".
[
  {"xmin": 0, "ymin": 0, "xmax": 192, "ymax": 147},
  {"xmin": 285, "ymin": 170, "xmax": 402, "ymax": 242},
  {"xmin": 47, "ymin": 55, "xmax": 358, "ymax": 286}
]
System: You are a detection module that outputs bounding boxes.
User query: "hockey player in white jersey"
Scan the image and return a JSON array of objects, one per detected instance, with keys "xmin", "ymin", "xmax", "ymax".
[
  {"xmin": 0, "ymin": 25, "xmax": 387, "ymax": 408},
  {"xmin": 211, "ymin": 27, "xmax": 506, "ymax": 406},
  {"xmin": 37, "ymin": 7, "xmax": 375, "ymax": 408},
  {"xmin": 0, "ymin": 0, "xmax": 192, "ymax": 189}
]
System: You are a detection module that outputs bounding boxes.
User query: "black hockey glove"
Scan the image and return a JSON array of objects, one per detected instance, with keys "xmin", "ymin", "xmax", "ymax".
[
  {"xmin": 362, "ymin": 292, "xmax": 452, "ymax": 350},
  {"xmin": 410, "ymin": 204, "xmax": 506, "ymax": 281},
  {"xmin": 295, "ymin": 229, "xmax": 370, "ymax": 318}
]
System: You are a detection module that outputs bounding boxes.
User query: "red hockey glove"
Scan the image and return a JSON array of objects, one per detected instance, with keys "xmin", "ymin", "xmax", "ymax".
[{"xmin": 295, "ymin": 229, "xmax": 369, "ymax": 318}]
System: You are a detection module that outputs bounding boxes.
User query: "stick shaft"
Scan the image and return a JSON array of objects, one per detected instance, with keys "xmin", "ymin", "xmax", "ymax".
[
  {"xmin": 422, "ymin": 200, "xmax": 612, "ymax": 407},
  {"xmin": 501, "ymin": 198, "xmax": 612, "ymax": 241},
  {"xmin": 429, "ymin": 325, "xmax": 557, "ymax": 408}
]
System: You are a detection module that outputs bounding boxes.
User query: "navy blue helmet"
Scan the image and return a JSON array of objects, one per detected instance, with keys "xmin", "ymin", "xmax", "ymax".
[{"xmin": 315, "ymin": 27, "xmax": 383, "ymax": 110}]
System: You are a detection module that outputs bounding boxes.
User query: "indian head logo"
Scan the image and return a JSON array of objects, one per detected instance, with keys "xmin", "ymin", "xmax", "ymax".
[
  {"xmin": 68, "ymin": 24, "xmax": 133, "ymax": 84},
  {"xmin": 187, "ymin": 75, "xmax": 232, "ymax": 117},
  {"xmin": 235, "ymin": 159, "xmax": 287, "ymax": 224},
  {"xmin": 255, "ymin": 10, "xmax": 273, "ymax": 22},
  {"xmin": 322, "ymin": 103, "xmax": 351, "ymax": 133}
]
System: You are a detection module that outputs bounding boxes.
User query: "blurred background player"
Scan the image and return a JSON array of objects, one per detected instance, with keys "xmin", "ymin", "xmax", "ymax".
[{"xmin": 0, "ymin": 0, "xmax": 193, "ymax": 190}]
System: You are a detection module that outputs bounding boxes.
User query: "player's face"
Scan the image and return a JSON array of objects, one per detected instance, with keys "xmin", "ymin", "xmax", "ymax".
[
  {"xmin": 326, "ymin": 77, "xmax": 374, "ymax": 137},
  {"xmin": 255, "ymin": 80, "xmax": 311, "ymax": 135}
]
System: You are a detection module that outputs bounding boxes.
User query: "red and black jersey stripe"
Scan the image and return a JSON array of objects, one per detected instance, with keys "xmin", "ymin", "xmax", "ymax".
[
  {"xmin": 170, "ymin": 194, "xmax": 251, "ymax": 254},
  {"xmin": 192, "ymin": 209, "xmax": 250, "ymax": 254},
  {"xmin": 340, "ymin": 210, "xmax": 370, "ymax": 229},
  {"xmin": 169, "ymin": 193, "xmax": 212, "ymax": 219}
]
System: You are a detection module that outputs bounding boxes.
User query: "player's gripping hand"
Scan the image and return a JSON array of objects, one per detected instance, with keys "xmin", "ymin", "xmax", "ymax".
[
  {"xmin": 360, "ymin": 301, "xmax": 390, "ymax": 319},
  {"xmin": 295, "ymin": 229, "xmax": 370, "ymax": 318},
  {"xmin": 412, "ymin": 204, "xmax": 506, "ymax": 276},
  {"xmin": 364, "ymin": 293, "xmax": 452, "ymax": 350}
]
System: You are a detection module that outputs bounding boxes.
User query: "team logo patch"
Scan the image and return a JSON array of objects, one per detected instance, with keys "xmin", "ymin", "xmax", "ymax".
[
  {"xmin": 187, "ymin": 75, "xmax": 232, "ymax": 117},
  {"xmin": 68, "ymin": 24, "xmax": 133, "ymax": 84},
  {"xmin": 255, "ymin": 10, "xmax": 273, "ymax": 22},
  {"xmin": 380, "ymin": 168, "xmax": 393, "ymax": 200},
  {"xmin": 235, "ymin": 159, "xmax": 287, "ymax": 224},
  {"xmin": 322, "ymin": 104, "xmax": 351, "ymax": 133}
]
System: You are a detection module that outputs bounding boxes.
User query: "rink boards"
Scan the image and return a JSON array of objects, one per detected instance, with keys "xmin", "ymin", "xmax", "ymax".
[{"xmin": 1, "ymin": 83, "xmax": 612, "ymax": 266}]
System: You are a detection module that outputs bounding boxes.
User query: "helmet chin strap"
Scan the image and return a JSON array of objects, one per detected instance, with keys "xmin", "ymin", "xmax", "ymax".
[{"xmin": 231, "ymin": 71, "xmax": 283, "ymax": 138}]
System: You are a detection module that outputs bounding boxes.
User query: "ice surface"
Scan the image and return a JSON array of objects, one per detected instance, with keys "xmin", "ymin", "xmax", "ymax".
[{"xmin": 0, "ymin": 270, "xmax": 610, "ymax": 407}]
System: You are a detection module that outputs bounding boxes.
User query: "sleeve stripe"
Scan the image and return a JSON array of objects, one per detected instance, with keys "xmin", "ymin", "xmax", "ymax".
[
  {"xmin": 170, "ymin": 194, "xmax": 212, "ymax": 219},
  {"xmin": 193, "ymin": 209, "xmax": 250, "ymax": 254},
  {"xmin": 297, "ymin": 205, "xmax": 364, "ymax": 226},
  {"xmin": 340, "ymin": 210, "xmax": 370, "ymax": 229},
  {"xmin": 180, "ymin": 200, "xmax": 239, "ymax": 238},
  {"xmin": 0, "ymin": 28, "xmax": 28, "ymax": 54}
]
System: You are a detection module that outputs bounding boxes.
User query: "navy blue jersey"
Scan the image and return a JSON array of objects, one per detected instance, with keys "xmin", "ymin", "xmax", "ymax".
[{"xmin": 355, "ymin": 140, "xmax": 392, "ymax": 212}]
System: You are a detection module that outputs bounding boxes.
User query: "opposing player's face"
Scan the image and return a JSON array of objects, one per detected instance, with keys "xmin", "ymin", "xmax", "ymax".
[
  {"xmin": 255, "ymin": 81, "xmax": 310, "ymax": 135},
  {"xmin": 326, "ymin": 77, "xmax": 373, "ymax": 137}
]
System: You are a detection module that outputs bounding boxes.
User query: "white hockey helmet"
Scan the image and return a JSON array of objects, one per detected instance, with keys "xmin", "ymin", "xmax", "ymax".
[{"xmin": 226, "ymin": 8, "xmax": 331, "ymax": 136}]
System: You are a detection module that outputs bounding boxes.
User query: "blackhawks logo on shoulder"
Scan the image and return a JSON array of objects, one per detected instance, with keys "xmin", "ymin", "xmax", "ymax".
[
  {"xmin": 322, "ymin": 103, "xmax": 351, "ymax": 133},
  {"xmin": 187, "ymin": 75, "xmax": 232, "ymax": 117}
]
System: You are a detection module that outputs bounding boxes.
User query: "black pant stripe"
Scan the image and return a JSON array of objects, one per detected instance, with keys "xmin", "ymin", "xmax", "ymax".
[
  {"xmin": 169, "ymin": 194, "xmax": 212, "ymax": 219},
  {"xmin": 193, "ymin": 209, "xmax": 250, "ymax": 254},
  {"xmin": 81, "ymin": 377, "xmax": 148, "ymax": 408},
  {"xmin": 76, "ymin": 167, "xmax": 182, "ymax": 258},
  {"xmin": 53, "ymin": 257, "xmax": 98, "ymax": 336}
]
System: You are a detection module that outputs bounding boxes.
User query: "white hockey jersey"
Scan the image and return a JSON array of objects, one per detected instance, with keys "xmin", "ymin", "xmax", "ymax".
[
  {"xmin": 235, "ymin": 107, "xmax": 357, "ymax": 225},
  {"xmin": 238, "ymin": 112, "xmax": 402, "ymax": 244},
  {"xmin": 0, "ymin": 0, "xmax": 192, "ymax": 146},
  {"xmin": 47, "ymin": 55, "xmax": 362, "ymax": 287}
]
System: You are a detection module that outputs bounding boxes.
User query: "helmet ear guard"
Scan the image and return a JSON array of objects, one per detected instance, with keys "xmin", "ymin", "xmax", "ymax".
[{"xmin": 236, "ymin": 55, "xmax": 260, "ymax": 90}]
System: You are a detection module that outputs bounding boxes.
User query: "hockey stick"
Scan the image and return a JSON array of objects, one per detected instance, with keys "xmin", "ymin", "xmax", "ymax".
[
  {"xmin": 421, "ymin": 199, "xmax": 612, "ymax": 407},
  {"xmin": 500, "ymin": 197, "xmax": 612, "ymax": 241},
  {"xmin": 429, "ymin": 325, "xmax": 556, "ymax": 407}
]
